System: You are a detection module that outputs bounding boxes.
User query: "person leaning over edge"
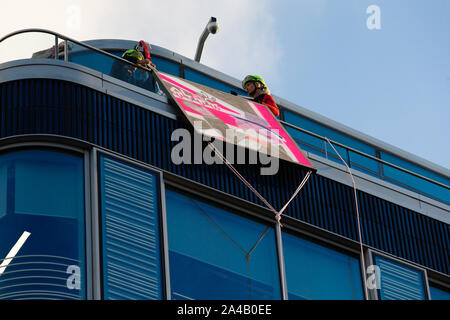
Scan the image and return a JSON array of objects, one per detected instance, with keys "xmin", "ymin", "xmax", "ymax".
[
  {"xmin": 122, "ymin": 44, "xmax": 156, "ymax": 69},
  {"xmin": 110, "ymin": 44, "xmax": 156, "ymax": 83},
  {"xmin": 242, "ymin": 75, "xmax": 279, "ymax": 117}
]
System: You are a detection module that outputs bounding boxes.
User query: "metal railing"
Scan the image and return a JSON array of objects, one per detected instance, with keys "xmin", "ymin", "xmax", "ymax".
[
  {"xmin": 1, "ymin": 28, "xmax": 448, "ymax": 204},
  {"xmin": 0, "ymin": 28, "xmax": 161, "ymax": 94},
  {"xmin": 282, "ymin": 120, "xmax": 449, "ymax": 204},
  {"xmin": 0, "ymin": 28, "xmax": 151, "ymax": 73}
]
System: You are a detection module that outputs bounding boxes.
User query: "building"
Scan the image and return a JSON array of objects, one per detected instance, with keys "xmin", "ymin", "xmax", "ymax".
[{"xmin": 0, "ymin": 29, "xmax": 448, "ymax": 300}]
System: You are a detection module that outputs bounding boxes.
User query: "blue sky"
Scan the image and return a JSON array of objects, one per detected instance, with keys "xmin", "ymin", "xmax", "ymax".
[
  {"xmin": 1, "ymin": 0, "xmax": 449, "ymax": 170},
  {"xmin": 266, "ymin": 0, "xmax": 450, "ymax": 170}
]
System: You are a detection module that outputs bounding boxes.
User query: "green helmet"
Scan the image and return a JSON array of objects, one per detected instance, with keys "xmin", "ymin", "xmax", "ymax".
[
  {"xmin": 242, "ymin": 75, "xmax": 266, "ymax": 89},
  {"xmin": 122, "ymin": 48, "xmax": 144, "ymax": 64}
]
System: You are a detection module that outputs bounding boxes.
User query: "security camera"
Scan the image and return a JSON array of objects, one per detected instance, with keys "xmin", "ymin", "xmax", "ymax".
[
  {"xmin": 207, "ymin": 17, "xmax": 219, "ymax": 34},
  {"xmin": 195, "ymin": 17, "xmax": 219, "ymax": 62}
]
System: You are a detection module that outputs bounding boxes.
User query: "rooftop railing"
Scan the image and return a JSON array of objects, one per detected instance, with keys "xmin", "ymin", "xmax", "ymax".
[
  {"xmin": 0, "ymin": 29, "xmax": 448, "ymax": 206},
  {"xmin": 281, "ymin": 120, "xmax": 449, "ymax": 204},
  {"xmin": 0, "ymin": 28, "xmax": 160, "ymax": 95}
]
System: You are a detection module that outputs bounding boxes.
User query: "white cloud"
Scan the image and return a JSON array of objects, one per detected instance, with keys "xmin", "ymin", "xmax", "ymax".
[{"xmin": 0, "ymin": 0, "xmax": 282, "ymax": 85}]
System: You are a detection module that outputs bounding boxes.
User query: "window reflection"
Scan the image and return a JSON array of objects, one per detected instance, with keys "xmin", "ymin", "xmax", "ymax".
[
  {"xmin": 165, "ymin": 188, "xmax": 281, "ymax": 300},
  {"xmin": 282, "ymin": 232, "xmax": 364, "ymax": 300},
  {"xmin": 0, "ymin": 149, "xmax": 85, "ymax": 300}
]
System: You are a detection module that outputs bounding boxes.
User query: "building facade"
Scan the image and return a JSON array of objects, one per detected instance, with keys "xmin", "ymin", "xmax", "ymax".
[{"xmin": 0, "ymin": 30, "xmax": 448, "ymax": 300}]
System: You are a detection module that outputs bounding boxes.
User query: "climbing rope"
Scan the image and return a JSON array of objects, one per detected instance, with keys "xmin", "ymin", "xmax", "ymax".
[
  {"xmin": 207, "ymin": 142, "xmax": 312, "ymax": 225},
  {"xmin": 325, "ymin": 137, "xmax": 368, "ymax": 300}
]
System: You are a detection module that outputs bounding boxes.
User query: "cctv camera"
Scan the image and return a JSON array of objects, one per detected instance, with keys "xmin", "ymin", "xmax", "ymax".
[
  {"xmin": 207, "ymin": 22, "xmax": 219, "ymax": 34},
  {"xmin": 207, "ymin": 17, "xmax": 219, "ymax": 34},
  {"xmin": 194, "ymin": 17, "xmax": 219, "ymax": 62}
]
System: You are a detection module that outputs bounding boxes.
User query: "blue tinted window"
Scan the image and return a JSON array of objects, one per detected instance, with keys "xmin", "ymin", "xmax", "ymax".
[
  {"xmin": 69, "ymin": 46, "xmax": 156, "ymax": 93},
  {"xmin": 284, "ymin": 111, "xmax": 382, "ymax": 175},
  {"xmin": 151, "ymin": 57, "xmax": 180, "ymax": 76},
  {"xmin": 380, "ymin": 151, "xmax": 449, "ymax": 204},
  {"xmin": 13, "ymin": 153, "xmax": 83, "ymax": 218},
  {"xmin": 349, "ymin": 151, "xmax": 380, "ymax": 177},
  {"xmin": 285, "ymin": 125, "xmax": 349, "ymax": 165},
  {"xmin": 166, "ymin": 189, "xmax": 281, "ymax": 300},
  {"xmin": 0, "ymin": 149, "xmax": 85, "ymax": 300},
  {"xmin": 69, "ymin": 45, "xmax": 119, "ymax": 75},
  {"xmin": 107, "ymin": 52, "xmax": 181, "ymax": 77},
  {"xmin": 430, "ymin": 286, "xmax": 450, "ymax": 300},
  {"xmin": 284, "ymin": 110, "xmax": 376, "ymax": 156},
  {"xmin": 282, "ymin": 232, "xmax": 363, "ymax": 300},
  {"xmin": 380, "ymin": 151, "xmax": 450, "ymax": 186},
  {"xmin": 184, "ymin": 68, "xmax": 247, "ymax": 96}
]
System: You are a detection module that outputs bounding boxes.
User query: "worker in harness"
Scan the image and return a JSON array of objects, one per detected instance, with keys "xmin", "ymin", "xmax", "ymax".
[
  {"xmin": 242, "ymin": 75, "xmax": 279, "ymax": 117},
  {"xmin": 110, "ymin": 41, "xmax": 156, "ymax": 90}
]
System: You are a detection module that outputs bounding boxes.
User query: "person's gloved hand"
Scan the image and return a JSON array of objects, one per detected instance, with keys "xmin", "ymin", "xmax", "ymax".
[{"xmin": 140, "ymin": 58, "xmax": 156, "ymax": 69}]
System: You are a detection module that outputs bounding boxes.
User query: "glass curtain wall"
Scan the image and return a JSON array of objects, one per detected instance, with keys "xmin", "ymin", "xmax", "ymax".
[{"xmin": 0, "ymin": 149, "xmax": 86, "ymax": 300}]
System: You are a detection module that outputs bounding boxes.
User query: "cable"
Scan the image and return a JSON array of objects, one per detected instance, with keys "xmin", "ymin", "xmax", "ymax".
[
  {"xmin": 207, "ymin": 143, "xmax": 279, "ymax": 217},
  {"xmin": 277, "ymin": 171, "xmax": 312, "ymax": 219},
  {"xmin": 324, "ymin": 137, "xmax": 369, "ymax": 300}
]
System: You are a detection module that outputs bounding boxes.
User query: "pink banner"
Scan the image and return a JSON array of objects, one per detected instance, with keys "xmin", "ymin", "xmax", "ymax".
[{"xmin": 157, "ymin": 72, "xmax": 314, "ymax": 170}]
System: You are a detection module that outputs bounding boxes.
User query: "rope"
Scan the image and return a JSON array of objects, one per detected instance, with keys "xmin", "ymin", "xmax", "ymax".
[
  {"xmin": 207, "ymin": 142, "xmax": 311, "ymax": 225},
  {"xmin": 207, "ymin": 143, "xmax": 279, "ymax": 217},
  {"xmin": 324, "ymin": 137, "xmax": 368, "ymax": 300},
  {"xmin": 277, "ymin": 171, "xmax": 312, "ymax": 220}
]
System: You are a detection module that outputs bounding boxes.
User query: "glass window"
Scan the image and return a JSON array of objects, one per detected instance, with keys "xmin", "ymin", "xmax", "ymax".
[
  {"xmin": 151, "ymin": 56, "xmax": 180, "ymax": 77},
  {"xmin": 284, "ymin": 110, "xmax": 376, "ymax": 156},
  {"xmin": 105, "ymin": 52, "xmax": 181, "ymax": 78},
  {"xmin": 285, "ymin": 125, "xmax": 349, "ymax": 165},
  {"xmin": 284, "ymin": 110, "xmax": 379, "ymax": 174},
  {"xmin": 429, "ymin": 285, "xmax": 450, "ymax": 300},
  {"xmin": 349, "ymin": 151, "xmax": 380, "ymax": 178},
  {"xmin": 0, "ymin": 149, "xmax": 85, "ymax": 300},
  {"xmin": 381, "ymin": 152, "xmax": 450, "ymax": 186},
  {"xmin": 69, "ymin": 46, "xmax": 119, "ymax": 75},
  {"xmin": 380, "ymin": 151, "xmax": 449, "ymax": 205},
  {"xmin": 282, "ymin": 232, "xmax": 364, "ymax": 300},
  {"xmin": 13, "ymin": 153, "xmax": 83, "ymax": 218},
  {"xmin": 184, "ymin": 68, "xmax": 247, "ymax": 96},
  {"xmin": 165, "ymin": 188, "xmax": 281, "ymax": 300},
  {"xmin": 68, "ymin": 45, "xmax": 157, "ymax": 93}
]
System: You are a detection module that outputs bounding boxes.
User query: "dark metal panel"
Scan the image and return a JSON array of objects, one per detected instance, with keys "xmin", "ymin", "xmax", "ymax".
[
  {"xmin": 431, "ymin": 219, "xmax": 445, "ymax": 272},
  {"xmin": 376, "ymin": 197, "xmax": 387, "ymax": 251},
  {"xmin": 411, "ymin": 208, "xmax": 426, "ymax": 267},
  {"xmin": 342, "ymin": 183, "xmax": 353, "ymax": 240},
  {"xmin": 366, "ymin": 192, "xmax": 378, "ymax": 247},
  {"xmin": 99, "ymin": 155, "xmax": 164, "ymax": 299},
  {"xmin": 331, "ymin": 181, "xmax": 343, "ymax": 236},
  {"xmin": 392, "ymin": 204, "xmax": 406, "ymax": 261},
  {"xmin": 0, "ymin": 78, "xmax": 448, "ymax": 276},
  {"xmin": 425, "ymin": 214, "xmax": 439, "ymax": 271}
]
